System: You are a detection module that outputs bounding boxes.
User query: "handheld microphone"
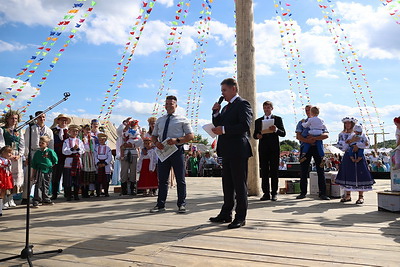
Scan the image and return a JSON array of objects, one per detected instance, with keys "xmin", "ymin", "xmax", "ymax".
[{"xmin": 213, "ymin": 96, "xmax": 224, "ymax": 114}]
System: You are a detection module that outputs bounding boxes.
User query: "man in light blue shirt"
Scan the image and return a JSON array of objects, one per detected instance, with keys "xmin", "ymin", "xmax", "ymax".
[
  {"xmin": 151, "ymin": 95, "xmax": 194, "ymax": 213},
  {"xmin": 295, "ymin": 105, "xmax": 330, "ymax": 200}
]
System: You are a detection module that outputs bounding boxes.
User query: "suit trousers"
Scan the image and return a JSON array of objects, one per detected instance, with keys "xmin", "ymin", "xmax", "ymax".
[
  {"xmin": 300, "ymin": 145, "xmax": 327, "ymax": 196},
  {"xmin": 51, "ymin": 159, "xmax": 65, "ymax": 197},
  {"xmin": 157, "ymin": 146, "xmax": 186, "ymax": 208},
  {"xmin": 220, "ymin": 156, "xmax": 249, "ymax": 221},
  {"xmin": 259, "ymin": 152, "xmax": 279, "ymax": 196}
]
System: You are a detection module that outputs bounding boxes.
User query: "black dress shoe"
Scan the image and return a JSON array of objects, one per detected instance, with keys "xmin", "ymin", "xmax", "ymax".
[
  {"xmin": 271, "ymin": 195, "xmax": 278, "ymax": 201},
  {"xmin": 209, "ymin": 215, "xmax": 232, "ymax": 223},
  {"xmin": 228, "ymin": 219, "xmax": 246, "ymax": 229},
  {"xmin": 260, "ymin": 194, "xmax": 270, "ymax": 201},
  {"xmin": 296, "ymin": 194, "xmax": 306, "ymax": 199},
  {"xmin": 319, "ymin": 195, "xmax": 331, "ymax": 200}
]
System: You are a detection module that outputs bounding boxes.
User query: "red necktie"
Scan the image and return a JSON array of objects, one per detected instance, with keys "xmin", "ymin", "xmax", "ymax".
[{"xmin": 224, "ymin": 102, "xmax": 231, "ymax": 112}]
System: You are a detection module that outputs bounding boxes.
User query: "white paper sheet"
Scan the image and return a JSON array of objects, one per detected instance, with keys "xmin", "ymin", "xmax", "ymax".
[
  {"xmin": 202, "ymin": 123, "xmax": 217, "ymax": 139},
  {"xmin": 261, "ymin": 119, "xmax": 275, "ymax": 134},
  {"xmin": 155, "ymin": 138, "xmax": 178, "ymax": 162}
]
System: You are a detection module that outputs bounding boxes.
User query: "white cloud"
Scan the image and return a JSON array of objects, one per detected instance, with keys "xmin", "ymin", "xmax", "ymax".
[
  {"xmin": 0, "ymin": 0, "xmax": 70, "ymax": 27},
  {"xmin": 208, "ymin": 20, "xmax": 236, "ymax": 46},
  {"xmin": 205, "ymin": 65, "xmax": 235, "ymax": 77},
  {"xmin": 315, "ymin": 70, "xmax": 340, "ymax": 79},
  {"xmin": 0, "ymin": 0, "xmax": 175, "ymax": 49},
  {"xmin": 114, "ymin": 98, "xmax": 185, "ymax": 117},
  {"xmin": 115, "ymin": 99, "xmax": 154, "ymax": 114},
  {"xmin": 137, "ymin": 83, "xmax": 151, "ymax": 88},
  {"xmin": 0, "ymin": 40, "xmax": 26, "ymax": 52},
  {"xmin": 157, "ymin": 0, "xmax": 174, "ymax": 8},
  {"xmin": 256, "ymin": 89, "xmax": 297, "ymax": 116},
  {"xmin": 332, "ymin": 2, "xmax": 400, "ymax": 60}
]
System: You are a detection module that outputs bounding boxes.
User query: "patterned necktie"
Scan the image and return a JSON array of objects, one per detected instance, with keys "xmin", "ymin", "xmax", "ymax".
[{"xmin": 162, "ymin": 114, "xmax": 172, "ymax": 141}]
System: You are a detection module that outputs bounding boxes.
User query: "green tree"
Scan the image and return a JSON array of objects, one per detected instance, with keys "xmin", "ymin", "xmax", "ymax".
[
  {"xmin": 376, "ymin": 139, "xmax": 396, "ymax": 149},
  {"xmin": 280, "ymin": 139, "xmax": 300, "ymax": 152},
  {"xmin": 192, "ymin": 134, "xmax": 209, "ymax": 145}
]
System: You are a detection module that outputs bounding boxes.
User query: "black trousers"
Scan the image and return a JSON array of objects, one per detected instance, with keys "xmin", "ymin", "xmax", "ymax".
[
  {"xmin": 259, "ymin": 151, "xmax": 279, "ymax": 196},
  {"xmin": 220, "ymin": 156, "xmax": 249, "ymax": 221},
  {"xmin": 51, "ymin": 159, "xmax": 65, "ymax": 197},
  {"xmin": 300, "ymin": 145, "xmax": 326, "ymax": 196}
]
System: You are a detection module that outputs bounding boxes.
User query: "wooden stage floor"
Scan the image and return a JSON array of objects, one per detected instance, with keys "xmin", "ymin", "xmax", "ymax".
[{"xmin": 0, "ymin": 178, "xmax": 399, "ymax": 266}]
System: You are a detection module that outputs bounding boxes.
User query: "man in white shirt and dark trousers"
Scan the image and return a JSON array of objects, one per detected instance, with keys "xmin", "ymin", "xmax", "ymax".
[
  {"xmin": 22, "ymin": 111, "xmax": 54, "ymax": 205},
  {"xmin": 151, "ymin": 95, "xmax": 194, "ymax": 213}
]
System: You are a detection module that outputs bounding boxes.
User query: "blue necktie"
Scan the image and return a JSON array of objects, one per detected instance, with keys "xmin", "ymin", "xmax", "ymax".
[{"xmin": 162, "ymin": 114, "xmax": 172, "ymax": 141}]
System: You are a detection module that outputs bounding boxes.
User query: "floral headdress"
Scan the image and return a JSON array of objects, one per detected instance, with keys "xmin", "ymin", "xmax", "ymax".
[
  {"xmin": 0, "ymin": 109, "xmax": 21, "ymax": 127},
  {"xmin": 341, "ymin": 116, "xmax": 358, "ymax": 124}
]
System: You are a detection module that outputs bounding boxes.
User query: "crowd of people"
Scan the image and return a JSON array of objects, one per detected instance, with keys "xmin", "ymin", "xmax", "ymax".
[
  {"xmin": 278, "ymin": 150, "xmax": 392, "ymax": 173},
  {"xmin": 0, "ymin": 78, "xmax": 398, "ymax": 230},
  {"xmin": 185, "ymin": 149, "xmax": 220, "ymax": 177},
  {"xmin": 0, "ymin": 110, "xmax": 166, "ymax": 216}
]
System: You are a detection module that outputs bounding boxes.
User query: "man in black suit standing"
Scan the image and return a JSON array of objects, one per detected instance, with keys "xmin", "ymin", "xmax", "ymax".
[
  {"xmin": 253, "ymin": 101, "xmax": 286, "ymax": 201},
  {"xmin": 209, "ymin": 78, "xmax": 253, "ymax": 229}
]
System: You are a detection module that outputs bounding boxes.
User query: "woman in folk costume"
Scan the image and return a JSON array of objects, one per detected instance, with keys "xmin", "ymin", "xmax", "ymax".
[
  {"xmin": 80, "ymin": 124, "xmax": 97, "ymax": 198},
  {"xmin": 0, "ymin": 110, "xmax": 25, "ymax": 208},
  {"xmin": 0, "ymin": 146, "xmax": 13, "ymax": 216},
  {"xmin": 94, "ymin": 133, "xmax": 112, "ymax": 197},
  {"xmin": 335, "ymin": 117, "xmax": 375, "ymax": 204},
  {"xmin": 62, "ymin": 124, "xmax": 85, "ymax": 201},
  {"xmin": 137, "ymin": 137, "xmax": 158, "ymax": 196}
]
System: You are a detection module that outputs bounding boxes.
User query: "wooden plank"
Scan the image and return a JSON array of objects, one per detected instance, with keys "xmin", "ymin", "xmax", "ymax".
[{"xmin": 0, "ymin": 179, "xmax": 399, "ymax": 266}]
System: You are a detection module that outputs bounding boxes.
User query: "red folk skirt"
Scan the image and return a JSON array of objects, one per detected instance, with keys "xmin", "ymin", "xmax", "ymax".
[
  {"xmin": 137, "ymin": 159, "xmax": 158, "ymax": 190},
  {"xmin": 0, "ymin": 169, "xmax": 13, "ymax": 190}
]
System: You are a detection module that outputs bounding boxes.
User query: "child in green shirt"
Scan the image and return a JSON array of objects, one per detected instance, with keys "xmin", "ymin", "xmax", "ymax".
[{"xmin": 31, "ymin": 136, "xmax": 58, "ymax": 207}]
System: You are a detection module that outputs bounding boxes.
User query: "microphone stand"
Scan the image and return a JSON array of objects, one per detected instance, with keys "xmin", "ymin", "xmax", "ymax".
[{"xmin": 0, "ymin": 92, "xmax": 70, "ymax": 266}]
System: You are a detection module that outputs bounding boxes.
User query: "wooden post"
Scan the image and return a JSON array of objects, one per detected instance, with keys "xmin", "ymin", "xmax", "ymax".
[
  {"xmin": 236, "ymin": 0, "xmax": 260, "ymax": 196},
  {"xmin": 367, "ymin": 132, "xmax": 390, "ymax": 152}
]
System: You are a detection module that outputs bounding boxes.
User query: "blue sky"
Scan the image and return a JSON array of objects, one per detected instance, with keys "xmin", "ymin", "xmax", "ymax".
[{"xmin": 1, "ymin": 0, "xmax": 400, "ymax": 145}]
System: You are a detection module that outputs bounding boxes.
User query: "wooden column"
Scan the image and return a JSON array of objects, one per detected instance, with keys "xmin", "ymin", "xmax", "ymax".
[{"xmin": 236, "ymin": 0, "xmax": 260, "ymax": 196}]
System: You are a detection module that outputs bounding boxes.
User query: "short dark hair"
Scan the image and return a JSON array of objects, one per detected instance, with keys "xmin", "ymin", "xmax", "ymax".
[
  {"xmin": 220, "ymin": 78, "xmax": 239, "ymax": 91},
  {"xmin": 35, "ymin": 111, "xmax": 44, "ymax": 117},
  {"xmin": 263, "ymin": 101, "xmax": 273, "ymax": 108},
  {"xmin": 166, "ymin": 95, "xmax": 177, "ymax": 101}
]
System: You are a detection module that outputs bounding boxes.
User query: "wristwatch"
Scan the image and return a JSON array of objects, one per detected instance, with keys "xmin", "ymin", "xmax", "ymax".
[{"xmin": 176, "ymin": 138, "xmax": 181, "ymax": 144}]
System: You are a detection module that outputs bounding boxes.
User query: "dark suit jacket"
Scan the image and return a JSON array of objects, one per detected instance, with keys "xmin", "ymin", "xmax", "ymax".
[
  {"xmin": 212, "ymin": 96, "xmax": 253, "ymax": 158},
  {"xmin": 253, "ymin": 115, "xmax": 286, "ymax": 154}
]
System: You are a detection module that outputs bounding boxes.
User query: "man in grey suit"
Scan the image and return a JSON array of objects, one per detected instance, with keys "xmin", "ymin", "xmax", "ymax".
[{"xmin": 209, "ymin": 78, "xmax": 253, "ymax": 229}]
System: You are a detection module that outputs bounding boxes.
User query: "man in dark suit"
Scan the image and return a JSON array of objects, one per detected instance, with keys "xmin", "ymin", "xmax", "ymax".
[
  {"xmin": 253, "ymin": 101, "xmax": 286, "ymax": 201},
  {"xmin": 209, "ymin": 78, "xmax": 253, "ymax": 229}
]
